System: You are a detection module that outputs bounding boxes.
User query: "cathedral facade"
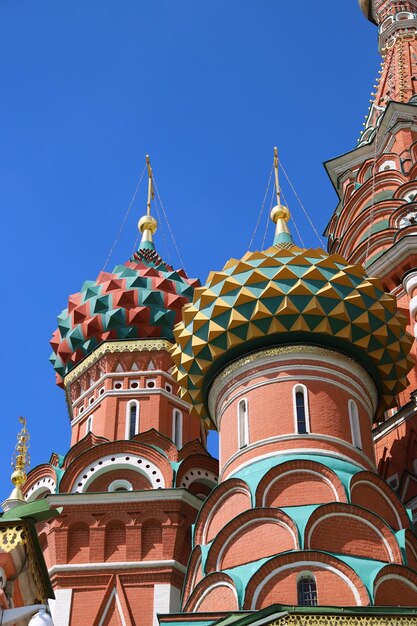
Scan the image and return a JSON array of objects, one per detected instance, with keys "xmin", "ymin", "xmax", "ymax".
[{"xmin": 18, "ymin": 1, "xmax": 417, "ymax": 624}]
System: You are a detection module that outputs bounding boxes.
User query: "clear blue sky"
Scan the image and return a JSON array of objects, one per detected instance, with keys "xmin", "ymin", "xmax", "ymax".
[{"xmin": 0, "ymin": 1, "xmax": 380, "ymax": 498}]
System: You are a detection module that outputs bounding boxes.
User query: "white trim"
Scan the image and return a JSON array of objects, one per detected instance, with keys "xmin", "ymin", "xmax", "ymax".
[
  {"xmin": 348, "ymin": 399, "xmax": 362, "ymax": 450},
  {"xmin": 153, "ymin": 585, "xmax": 181, "ymax": 626},
  {"xmin": 25, "ymin": 477, "xmax": 56, "ymax": 501},
  {"xmin": 72, "ymin": 369, "xmax": 176, "ymax": 406},
  {"xmin": 238, "ymin": 398, "xmax": 249, "ymax": 448},
  {"xmin": 71, "ymin": 452, "xmax": 164, "ymax": 492},
  {"xmin": 297, "ymin": 571, "xmax": 318, "ymax": 605},
  {"xmin": 251, "ymin": 561, "xmax": 362, "ymax": 608},
  {"xmin": 172, "ymin": 409, "xmax": 183, "ymax": 449},
  {"xmin": 222, "ymin": 437, "xmax": 373, "ymax": 480},
  {"xmin": 97, "ymin": 588, "xmax": 127, "ymax": 626},
  {"xmin": 193, "ymin": 581, "xmax": 238, "ymax": 612},
  {"xmin": 215, "ymin": 518, "xmax": 297, "ymax": 570},
  {"xmin": 179, "ymin": 469, "xmax": 218, "ymax": 489},
  {"xmin": 86, "ymin": 414, "xmax": 93, "ymax": 435},
  {"xmin": 374, "ymin": 573, "xmax": 417, "ymax": 596},
  {"xmin": 216, "ymin": 372, "xmax": 374, "ymax": 430},
  {"xmin": 262, "ymin": 469, "xmax": 339, "ymax": 507},
  {"xmin": 72, "ymin": 387, "xmax": 190, "ymax": 425},
  {"xmin": 202, "ymin": 487, "xmax": 250, "ymax": 545},
  {"xmin": 47, "ymin": 489, "xmax": 202, "ymax": 508},
  {"xmin": 108, "ymin": 479, "xmax": 133, "ymax": 493},
  {"xmin": 307, "ymin": 512, "xmax": 395, "ymax": 562},
  {"xmin": 48, "ymin": 560, "xmax": 187, "ymax": 575},
  {"xmin": 351, "ymin": 479, "xmax": 403, "ymax": 529},
  {"xmin": 293, "ymin": 384, "xmax": 310, "ymax": 434},
  {"xmin": 125, "ymin": 400, "xmax": 140, "ymax": 439},
  {"xmin": 208, "ymin": 349, "xmax": 377, "ymax": 423},
  {"xmin": 48, "ymin": 589, "xmax": 72, "ymax": 626}
]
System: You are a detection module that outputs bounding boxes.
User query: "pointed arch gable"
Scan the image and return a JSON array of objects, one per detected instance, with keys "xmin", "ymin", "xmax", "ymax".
[
  {"xmin": 350, "ymin": 471, "xmax": 410, "ymax": 530},
  {"xmin": 206, "ymin": 508, "xmax": 298, "ymax": 572},
  {"xmin": 305, "ymin": 502, "xmax": 402, "ymax": 564},
  {"xmin": 255, "ymin": 460, "xmax": 346, "ymax": 508},
  {"xmin": 244, "ymin": 552, "xmax": 370, "ymax": 609}
]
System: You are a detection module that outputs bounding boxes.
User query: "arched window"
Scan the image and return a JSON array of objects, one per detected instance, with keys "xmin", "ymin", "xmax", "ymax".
[
  {"xmin": 86, "ymin": 415, "xmax": 93, "ymax": 435},
  {"xmin": 297, "ymin": 574, "xmax": 318, "ymax": 606},
  {"xmin": 293, "ymin": 385, "xmax": 309, "ymax": 434},
  {"xmin": 172, "ymin": 409, "xmax": 183, "ymax": 448},
  {"xmin": 238, "ymin": 399, "xmax": 249, "ymax": 448},
  {"xmin": 348, "ymin": 399, "xmax": 362, "ymax": 450},
  {"xmin": 126, "ymin": 401, "xmax": 139, "ymax": 439}
]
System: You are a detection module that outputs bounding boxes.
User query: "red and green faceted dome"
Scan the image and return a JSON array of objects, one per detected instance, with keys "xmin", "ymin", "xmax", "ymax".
[{"xmin": 50, "ymin": 244, "xmax": 199, "ymax": 386}]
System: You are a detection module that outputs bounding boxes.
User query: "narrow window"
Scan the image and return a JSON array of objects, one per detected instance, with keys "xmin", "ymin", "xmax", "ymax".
[
  {"xmin": 86, "ymin": 415, "xmax": 93, "ymax": 434},
  {"xmin": 173, "ymin": 410, "xmax": 183, "ymax": 448},
  {"xmin": 293, "ymin": 385, "xmax": 309, "ymax": 434},
  {"xmin": 238, "ymin": 399, "xmax": 248, "ymax": 448},
  {"xmin": 126, "ymin": 401, "xmax": 139, "ymax": 439},
  {"xmin": 348, "ymin": 399, "xmax": 362, "ymax": 450},
  {"xmin": 297, "ymin": 575, "xmax": 318, "ymax": 606}
]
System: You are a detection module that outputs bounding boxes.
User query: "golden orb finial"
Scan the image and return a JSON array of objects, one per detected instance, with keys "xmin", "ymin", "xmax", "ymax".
[
  {"xmin": 9, "ymin": 417, "xmax": 30, "ymax": 502},
  {"xmin": 138, "ymin": 154, "xmax": 158, "ymax": 247},
  {"xmin": 270, "ymin": 147, "xmax": 294, "ymax": 246},
  {"xmin": 270, "ymin": 204, "xmax": 290, "ymax": 224}
]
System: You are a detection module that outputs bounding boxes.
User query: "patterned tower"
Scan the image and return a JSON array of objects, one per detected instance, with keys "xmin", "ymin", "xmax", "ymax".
[
  {"xmin": 22, "ymin": 159, "xmax": 218, "ymax": 626},
  {"xmin": 325, "ymin": 1, "xmax": 417, "ymax": 523},
  {"xmin": 170, "ymin": 160, "xmax": 417, "ymax": 614}
]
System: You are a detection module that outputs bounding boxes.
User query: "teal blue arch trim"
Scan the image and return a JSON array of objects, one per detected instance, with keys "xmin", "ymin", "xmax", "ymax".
[{"xmin": 231, "ymin": 453, "xmax": 363, "ymax": 505}]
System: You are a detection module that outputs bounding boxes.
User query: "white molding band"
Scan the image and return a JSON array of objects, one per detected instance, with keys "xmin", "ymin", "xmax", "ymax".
[{"xmin": 48, "ymin": 560, "xmax": 187, "ymax": 576}]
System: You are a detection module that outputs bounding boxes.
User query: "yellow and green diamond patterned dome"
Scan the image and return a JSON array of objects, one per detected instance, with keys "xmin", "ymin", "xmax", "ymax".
[{"xmin": 171, "ymin": 208, "xmax": 414, "ymax": 422}]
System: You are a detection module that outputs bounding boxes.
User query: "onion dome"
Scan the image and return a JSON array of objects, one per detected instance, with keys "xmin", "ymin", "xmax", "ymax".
[
  {"xmin": 49, "ymin": 162, "xmax": 199, "ymax": 387},
  {"xmin": 172, "ymin": 201, "xmax": 414, "ymax": 422}
]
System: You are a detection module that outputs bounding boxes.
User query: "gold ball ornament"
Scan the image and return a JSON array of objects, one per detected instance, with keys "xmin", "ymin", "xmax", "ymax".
[
  {"xmin": 270, "ymin": 205, "xmax": 290, "ymax": 224},
  {"xmin": 138, "ymin": 215, "xmax": 158, "ymax": 234}
]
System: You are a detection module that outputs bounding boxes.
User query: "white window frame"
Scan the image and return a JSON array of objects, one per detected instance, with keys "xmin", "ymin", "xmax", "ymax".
[
  {"xmin": 172, "ymin": 409, "xmax": 183, "ymax": 448},
  {"xmin": 293, "ymin": 384, "xmax": 310, "ymax": 434},
  {"xmin": 86, "ymin": 414, "xmax": 93, "ymax": 435},
  {"xmin": 348, "ymin": 399, "xmax": 362, "ymax": 450},
  {"xmin": 126, "ymin": 400, "xmax": 140, "ymax": 439},
  {"xmin": 238, "ymin": 398, "xmax": 249, "ymax": 449}
]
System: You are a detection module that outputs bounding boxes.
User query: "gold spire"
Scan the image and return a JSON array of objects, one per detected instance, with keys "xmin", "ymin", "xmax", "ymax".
[
  {"xmin": 138, "ymin": 154, "xmax": 158, "ymax": 247},
  {"xmin": 270, "ymin": 147, "xmax": 293, "ymax": 245},
  {"xmin": 9, "ymin": 417, "xmax": 30, "ymax": 502}
]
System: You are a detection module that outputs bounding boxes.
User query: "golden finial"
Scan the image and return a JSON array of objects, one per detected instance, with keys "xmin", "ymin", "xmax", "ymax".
[
  {"xmin": 9, "ymin": 417, "xmax": 30, "ymax": 501},
  {"xmin": 138, "ymin": 154, "xmax": 158, "ymax": 246},
  {"xmin": 270, "ymin": 147, "xmax": 293, "ymax": 245}
]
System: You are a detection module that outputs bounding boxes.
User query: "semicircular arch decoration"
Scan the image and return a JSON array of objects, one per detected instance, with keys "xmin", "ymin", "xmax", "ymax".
[
  {"xmin": 205, "ymin": 507, "xmax": 298, "ymax": 572},
  {"xmin": 183, "ymin": 571, "xmax": 239, "ymax": 613},
  {"xmin": 350, "ymin": 471, "xmax": 410, "ymax": 531},
  {"xmin": 71, "ymin": 452, "xmax": 165, "ymax": 492},
  {"xmin": 305, "ymin": 502, "xmax": 402, "ymax": 564},
  {"xmin": 243, "ymin": 551, "xmax": 370, "ymax": 609},
  {"xmin": 255, "ymin": 459, "xmax": 346, "ymax": 508},
  {"xmin": 374, "ymin": 564, "xmax": 417, "ymax": 606}
]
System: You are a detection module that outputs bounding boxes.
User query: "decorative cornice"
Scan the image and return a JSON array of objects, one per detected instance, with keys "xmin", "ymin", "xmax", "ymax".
[
  {"xmin": 64, "ymin": 338, "xmax": 172, "ymax": 387},
  {"xmin": 47, "ymin": 488, "xmax": 202, "ymax": 508}
]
